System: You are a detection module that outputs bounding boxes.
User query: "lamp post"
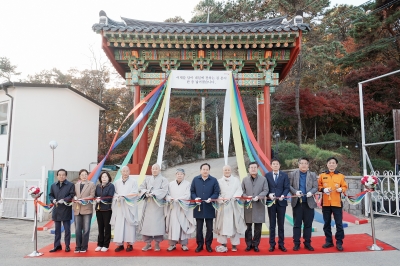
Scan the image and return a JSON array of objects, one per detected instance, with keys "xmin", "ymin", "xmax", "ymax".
[
  {"xmin": 49, "ymin": 141, "xmax": 58, "ymax": 170},
  {"xmin": 273, "ymin": 130, "xmax": 280, "ymax": 159}
]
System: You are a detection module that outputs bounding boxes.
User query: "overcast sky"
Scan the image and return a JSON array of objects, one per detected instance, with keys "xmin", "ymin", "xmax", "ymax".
[{"xmin": 0, "ymin": 0, "xmax": 369, "ymax": 82}]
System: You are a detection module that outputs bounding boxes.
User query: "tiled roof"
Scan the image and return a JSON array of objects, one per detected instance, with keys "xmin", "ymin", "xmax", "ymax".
[{"xmin": 93, "ymin": 10, "xmax": 310, "ymax": 34}]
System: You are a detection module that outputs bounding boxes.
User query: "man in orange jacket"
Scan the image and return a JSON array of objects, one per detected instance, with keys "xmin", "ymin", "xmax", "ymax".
[{"xmin": 318, "ymin": 157, "xmax": 348, "ymax": 252}]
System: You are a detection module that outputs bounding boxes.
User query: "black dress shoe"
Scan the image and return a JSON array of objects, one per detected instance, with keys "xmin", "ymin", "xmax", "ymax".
[
  {"xmin": 126, "ymin": 245, "xmax": 133, "ymax": 252},
  {"xmin": 322, "ymin": 242, "xmax": 334, "ymax": 249},
  {"xmin": 293, "ymin": 244, "xmax": 300, "ymax": 251},
  {"xmin": 336, "ymin": 244, "xmax": 343, "ymax": 251},
  {"xmin": 49, "ymin": 246, "xmax": 62, "ymax": 252},
  {"xmin": 254, "ymin": 246, "xmax": 260, "ymax": 252},
  {"xmin": 115, "ymin": 245, "xmax": 124, "ymax": 252},
  {"xmin": 206, "ymin": 245, "xmax": 212, "ymax": 252},
  {"xmin": 278, "ymin": 245, "xmax": 287, "ymax": 252},
  {"xmin": 304, "ymin": 244, "xmax": 314, "ymax": 251},
  {"xmin": 269, "ymin": 246, "xmax": 275, "ymax": 252},
  {"xmin": 195, "ymin": 245, "xmax": 203, "ymax": 253},
  {"xmin": 245, "ymin": 246, "xmax": 252, "ymax": 252},
  {"xmin": 65, "ymin": 245, "xmax": 71, "ymax": 252}
]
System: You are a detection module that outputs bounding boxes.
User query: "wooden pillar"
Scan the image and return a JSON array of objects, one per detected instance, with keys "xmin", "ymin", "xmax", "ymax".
[
  {"xmin": 130, "ymin": 85, "xmax": 151, "ymax": 175},
  {"xmin": 131, "ymin": 85, "xmax": 141, "ymax": 174},
  {"xmin": 257, "ymin": 94, "xmax": 266, "ymax": 164},
  {"xmin": 264, "ymin": 85, "xmax": 271, "ymax": 161}
]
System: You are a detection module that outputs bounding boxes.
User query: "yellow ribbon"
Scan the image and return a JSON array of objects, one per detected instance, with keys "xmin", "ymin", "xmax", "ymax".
[
  {"xmin": 138, "ymin": 78, "xmax": 171, "ymax": 184},
  {"xmin": 230, "ymin": 77, "xmax": 247, "ymax": 179}
]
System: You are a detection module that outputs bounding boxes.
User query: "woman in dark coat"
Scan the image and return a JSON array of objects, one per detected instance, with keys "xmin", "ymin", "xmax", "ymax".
[{"xmin": 94, "ymin": 171, "xmax": 115, "ymax": 252}]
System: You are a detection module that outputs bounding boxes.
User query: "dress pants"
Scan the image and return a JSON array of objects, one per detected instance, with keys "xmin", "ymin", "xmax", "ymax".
[
  {"xmin": 96, "ymin": 210, "xmax": 112, "ymax": 248},
  {"xmin": 268, "ymin": 203, "xmax": 286, "ymax": 246},
  {"xmin": 54, "ymin": 220, "xmax": 71, "ymax": 247},
  {"xmin": 196, "ymin": 218, "xmax": 213, "ymax": 246},
  {"xmin": 245, "ymin": 223, "xmax": 262, "ymax": 247},
  {"xmin": 322, "ymin": 206, "xmax": 344, "ymax": 245},
  {"xmin": 292, "ymin": 202, "xmax": 314, "ymax": 245}
]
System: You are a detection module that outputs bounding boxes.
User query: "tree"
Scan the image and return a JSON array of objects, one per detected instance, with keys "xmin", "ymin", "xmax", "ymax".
[
  {"xmin": 0, "ymin": 57, "xmax": 20, "ymax": 82},
  {"xmin": 164, "ymin": 16, "xmax": 186, "ymax": 23}
]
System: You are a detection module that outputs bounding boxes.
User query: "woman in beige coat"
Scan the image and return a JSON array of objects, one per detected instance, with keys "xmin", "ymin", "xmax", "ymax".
[{"xmin": 73, "ymin": 169, "xmax": 95, "ymax": 253}]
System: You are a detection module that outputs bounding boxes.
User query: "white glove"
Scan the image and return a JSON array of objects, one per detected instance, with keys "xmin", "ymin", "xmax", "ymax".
[
  {"xmin": 96, "ymin": 197, "xmax": 101, "ymax": 203},
  {"xmin": 195, "ymin": 197, "xmax": 201, "ymax": 205},
  {"xmin": 279, "ymin": 195, "xmax": 284, "ymax": 201},
  {"xmin": 323, "ymin": 188, "xmax": 331, "ymax": 194},
  {"xmin": 306, "ymin": 192, "xmax": 312, "ymax": 197},
  {"xmin": 146, "ymin": 193, "xmax": 153, "ymax": 198},
  {"xmin": 58, "ymin": 199, "xmax": 65, "ymax": 204},
  {"xmin": 173, "ymin": 198, "xmax": 179, "ymax": 203},
  {"xmin": 252, "ymin": 196, "xmax": 259, "ymax": 201},
  {"xmin": 269, "ymin": 193, "xmax": 276, "ymax": 200},
  {"xmin": 336, "ymin": 188, "xmax": 342, "ymax": 193},
  {"xmin": 119, "ymin": 196, "xmax": 124, "ymax": 201},
  {"xmin": 205, "ymin": 198, "xmax": 211, "ymax": 203},
  {"xmin": 73, "ymin": 196, "xmax": 78, "ymax": 201},
  {"xmin": 52, "ymin": 199, "xmax": 57, "ymax": 204},
  {"xmin": 296, "ymin": 191, "xmax": 303, "ymax": 196},
  {"xmin": 246, "ymin": 196, "xmax": 252, "ymax": 202}
]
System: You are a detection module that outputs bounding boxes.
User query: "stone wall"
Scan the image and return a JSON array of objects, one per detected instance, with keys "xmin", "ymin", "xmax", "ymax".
[{"xmin": 343, "ymin": 176, "xmax": 364, "ymax": 216}]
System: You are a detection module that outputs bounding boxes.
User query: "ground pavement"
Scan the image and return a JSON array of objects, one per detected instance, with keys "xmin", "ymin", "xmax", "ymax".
[{"xmin": 1, "ymin": 157, "xmax": 399, "ymax": 265}]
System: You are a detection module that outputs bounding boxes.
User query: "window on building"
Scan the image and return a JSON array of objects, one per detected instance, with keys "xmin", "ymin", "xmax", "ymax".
[
  {"xmin": 0, "ymin": 103, "xmax": 8, "ymax": 135},
  {"xmin": 0, "ymin": 124, "xmax": 7, "ymax": 135}
]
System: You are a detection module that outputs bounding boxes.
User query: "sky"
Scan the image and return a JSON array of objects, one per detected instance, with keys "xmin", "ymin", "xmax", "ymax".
[{"xmin": 0, "ymin": 0, "xmax": 369, "ymax": 82}]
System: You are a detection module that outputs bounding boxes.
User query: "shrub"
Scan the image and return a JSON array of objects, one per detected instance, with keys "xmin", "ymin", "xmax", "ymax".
[
  {"xmin": 336, "ymin": 146, "xmax": 352, "ymax": 158},
  {"xmin": 274, "ymin": 141, "xmax": 307, "ymax": 168},
  {"xmin": 207, "ymin": 152, "xmax": 220, "ymax": 158},
  {"xmin": 368, "ymin": 159, "xmax": 393, "ymax": 174},
  {"xmin": 316, "ymin": 133, "xmax": 348, "ymax": 148}
]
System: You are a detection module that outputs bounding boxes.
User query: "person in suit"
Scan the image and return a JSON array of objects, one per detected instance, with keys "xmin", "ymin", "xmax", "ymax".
[
  {"xmin": 48, "ymin": 169, "xmax": 75, "ymax": 253},
  {"xmin": 265, "ymin": 158, "xmax": 290, "ymax": 252},
  {"xmin": 190, "ymin": 163, "xmax": 220, "ymax": 253},
  {"xmin": 289, "ymin": 157, "xmax": 318, "ymax": 251},
  {"xmin": 241, "ymin": 161, "xmax": 269, "ymax": 252},
  {"xmin": 73, "ymin": 169, "xmax": 96, "ymax": 253}
]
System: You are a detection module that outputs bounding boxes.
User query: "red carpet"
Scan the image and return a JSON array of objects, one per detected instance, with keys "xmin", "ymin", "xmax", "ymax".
[{"xmin": 30, "ymin": 234, "xmax": 396, "ymax": 258}]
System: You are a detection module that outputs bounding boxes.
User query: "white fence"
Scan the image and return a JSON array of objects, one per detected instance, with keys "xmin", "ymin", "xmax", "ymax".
[
  {"xmin": 371, "ymin": 171, "xmax": 400, "ymax": 217},
  {"xmin": 0, "ymin": 166, "xmax": 46, "ymax": 221}
]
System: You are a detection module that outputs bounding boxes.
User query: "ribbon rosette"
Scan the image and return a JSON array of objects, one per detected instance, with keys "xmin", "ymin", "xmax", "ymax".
[
  {"xmin": 28, "ymin": 186, "xmax": 40, "ymax": 196},
  {"xmin": 361, "ymin": 175, "xmax": 378, "ymax": 189}
]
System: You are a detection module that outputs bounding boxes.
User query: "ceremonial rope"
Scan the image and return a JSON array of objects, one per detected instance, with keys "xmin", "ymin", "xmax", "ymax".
[{"xmin": 36, "ymin": 191, "xmax": 372, "ymax": 213}]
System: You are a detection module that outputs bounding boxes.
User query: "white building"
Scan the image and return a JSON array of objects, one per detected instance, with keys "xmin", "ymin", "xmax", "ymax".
[{"xmin": 0, "ymin": 82, "xmax": 105, "ymax": 218}]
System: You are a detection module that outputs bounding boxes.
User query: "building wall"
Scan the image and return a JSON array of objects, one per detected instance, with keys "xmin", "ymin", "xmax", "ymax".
[
  {"xmin": 5, "ymin": 86, "xmax": 101, "ymax": 183},
  {"xmin": 0, "ymin": 96, "xmax": 10, "ymax": 164}
]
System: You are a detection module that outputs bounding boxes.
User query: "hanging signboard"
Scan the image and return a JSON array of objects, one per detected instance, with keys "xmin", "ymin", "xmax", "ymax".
[{"xmin": 169, "ymin": 70, "xmax": 231, "ymax": 89}]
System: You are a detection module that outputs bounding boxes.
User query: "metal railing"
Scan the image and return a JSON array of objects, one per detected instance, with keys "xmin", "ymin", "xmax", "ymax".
[{"xmin": 370, "ymin": 171, "xmax": 400, "ymax": 217}]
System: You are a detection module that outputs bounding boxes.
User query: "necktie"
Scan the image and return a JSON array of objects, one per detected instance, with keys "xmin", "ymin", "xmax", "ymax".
[{"xmin": 274, "ymin": 174, "xmax": 278, "ymax": 184}]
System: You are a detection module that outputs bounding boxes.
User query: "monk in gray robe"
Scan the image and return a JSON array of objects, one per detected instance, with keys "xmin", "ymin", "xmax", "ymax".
[
  {"xmin": 139, "ymin": 164, "xmax": 168, "ymax": 251},
  {"xmin": 110, "ymin": 166, "xmax": 138, "ymax": 252},
  {"xmin": 165, "ymin": 168, "xmax": 195, "ymax": 251}
]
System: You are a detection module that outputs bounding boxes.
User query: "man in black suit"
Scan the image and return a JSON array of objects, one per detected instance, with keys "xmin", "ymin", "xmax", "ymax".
[
  {"xmin": 265, "ymin": 158, "xmax": 290, "ymax": 252},
  {"xmin": 48, "ymin": 169, "xmax": 75, "ymax": 253}
]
